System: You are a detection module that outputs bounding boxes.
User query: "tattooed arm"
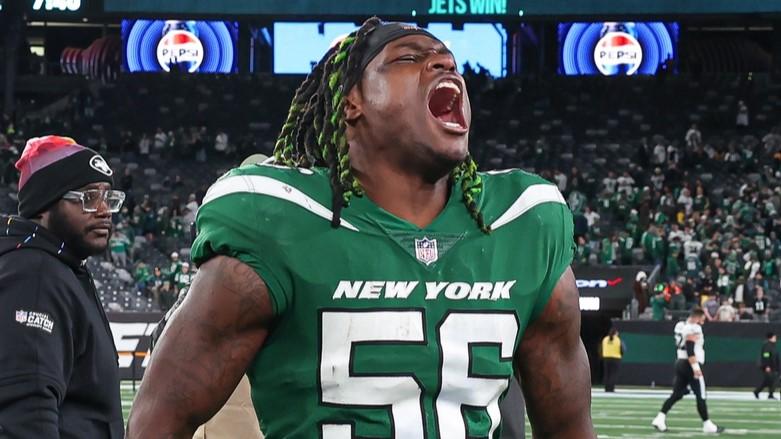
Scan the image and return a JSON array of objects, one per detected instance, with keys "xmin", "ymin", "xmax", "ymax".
[
  {"xmin": 126, "ymin": 256, "xmax": 273, "ymax": 438},
  {"xmin": 516, "ymin": 267, "xmax": 595, "ymax": 438}
]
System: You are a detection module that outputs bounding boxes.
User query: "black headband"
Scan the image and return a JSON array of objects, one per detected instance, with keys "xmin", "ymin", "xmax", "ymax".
[{"xmin": 343, "ymin": 22, "xmax": 442, "ymax": 93}]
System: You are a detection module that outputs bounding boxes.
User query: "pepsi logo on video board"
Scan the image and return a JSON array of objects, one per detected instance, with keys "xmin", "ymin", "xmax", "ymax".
[
  {"xmin": 559, "ymin": 22, "xmax": 678, "ymax": 76},
  {"xmin": 122, "ymin": 20, "xmax": 238, "ymax": 74}
]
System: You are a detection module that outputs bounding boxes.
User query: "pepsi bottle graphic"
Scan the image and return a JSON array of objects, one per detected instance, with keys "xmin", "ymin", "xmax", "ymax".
[
  {"xmin": 157, "ymin": 20, "xmax": 204, "ymax": 73},
  {"xmin": 594, "ymin": 22, "xmax": 643, "ymax": 76}
]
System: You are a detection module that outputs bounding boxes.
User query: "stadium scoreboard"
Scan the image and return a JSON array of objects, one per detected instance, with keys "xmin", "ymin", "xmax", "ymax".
[
  {"xmin": 104, "ymin": 0, "xmax": 522, "ymax": 17},
  {"xmin": 103, "ymin": 0, "xmax": 781, "ymax": 18},
  {"xmin": 24, "ymin": 0, "xmax": 102, "ymax": 20},
  {"xmin": 32, "ymin": 0, "xmax": 82, "ymax": 12}
]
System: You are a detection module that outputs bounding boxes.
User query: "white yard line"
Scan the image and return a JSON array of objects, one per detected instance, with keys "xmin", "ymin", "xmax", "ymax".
[
  {"xmin": 591, "ymin": 414, "xmax": 781, "ymax": 425},
  {"xmin": 593, "ymin": 389, "xmax": 776, "ymax": 401}
]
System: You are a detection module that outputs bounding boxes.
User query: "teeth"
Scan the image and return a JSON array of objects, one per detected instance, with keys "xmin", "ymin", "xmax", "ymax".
[
  {"xmin": 446, "ymin": 94, "xmax": 458, "ymax": 111},
  {"xmin": 443, "ymin": 121, "xmax": 463, "ymax": 129},
  {"xmin": 436, "ymin": 81, "xmax": 461, "ymax": 94}
]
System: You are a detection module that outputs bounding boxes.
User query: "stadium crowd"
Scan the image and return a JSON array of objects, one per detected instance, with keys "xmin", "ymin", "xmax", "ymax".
[
  {"xmin": 567, "ymin": 122, "xmax": 781, "ymax": 322},
  {"xmin": 1, "ymin": 72, "xmax": 779, "ymax": 321}
]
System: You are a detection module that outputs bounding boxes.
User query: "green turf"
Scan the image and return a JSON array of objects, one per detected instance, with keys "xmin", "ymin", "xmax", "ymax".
[
  {"xmin": 121, "ymin": 383, "xmax": 781, "ymax": 438},
  {"xmin": 569, "ymin": 396, "xmax": 781, "ymax": 438}
]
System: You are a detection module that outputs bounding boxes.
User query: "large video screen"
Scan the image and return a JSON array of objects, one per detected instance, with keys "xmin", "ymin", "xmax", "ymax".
[
  {"xmin": 122, "ymin": 20, "xmax": 238, "ymax": 74},
  {"xmin": 559, "ymin": 22, "xmax": 678, "ymax": 76},
  {"xmin": 106, "ymin": 0, "xmax": 781, "ymax": 18},
  {"xmin": 273, "ymin": 22, "xmax": 506, "ymax": 77}
]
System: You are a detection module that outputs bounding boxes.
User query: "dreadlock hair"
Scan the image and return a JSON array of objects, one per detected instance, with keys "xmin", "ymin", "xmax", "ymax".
[{"xmin": 272, "ymin": 17, "xmax": 490, "ymax": 233}]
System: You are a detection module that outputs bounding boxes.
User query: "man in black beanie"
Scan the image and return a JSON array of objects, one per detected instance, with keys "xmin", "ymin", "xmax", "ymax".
[{"xmin": 0, "ymin": 135, "xmax": 125, "ymax": 437}]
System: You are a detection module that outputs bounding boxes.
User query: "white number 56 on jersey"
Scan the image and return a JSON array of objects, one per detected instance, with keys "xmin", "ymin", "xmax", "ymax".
[{"xmin": 319, "ymin": 310, "xmax": 519, "ymax": 438}]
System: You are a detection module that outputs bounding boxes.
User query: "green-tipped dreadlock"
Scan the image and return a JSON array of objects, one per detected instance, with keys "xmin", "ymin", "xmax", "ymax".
[{"xmin": 273, "ymin": 17, "xmax": 490, "ymax": 234}]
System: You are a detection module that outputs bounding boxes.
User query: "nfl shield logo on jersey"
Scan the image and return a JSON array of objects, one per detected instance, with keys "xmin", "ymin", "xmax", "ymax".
[
  {"xmin": 415, "ymin": 237, "xmax": 439, "ymax": 266},
  {"xmin": 15, "ymin": 310, "xmax": 28, "ymax": 323}
]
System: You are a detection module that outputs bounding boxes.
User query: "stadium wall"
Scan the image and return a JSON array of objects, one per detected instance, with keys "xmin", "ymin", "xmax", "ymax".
[
  {"xmin": 109, "ymin": 312, "xmax": 161, "ymax": 381},
  {"xmin": 613, "ymin": 320, "xmax": 781, "ymax": 387},
  {"xmin": 109, "ymin": 314, "xmax": 780, "ymax": 387}
]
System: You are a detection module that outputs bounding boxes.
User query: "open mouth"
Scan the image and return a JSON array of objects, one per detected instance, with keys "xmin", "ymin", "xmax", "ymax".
[{"xmin": 427, "ymin": 79, "xmax": 468, "ymax": 134}]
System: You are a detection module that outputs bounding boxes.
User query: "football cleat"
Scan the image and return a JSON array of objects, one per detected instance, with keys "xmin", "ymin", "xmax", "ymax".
[
  {"xmin": 652, "ymin": 414, "xmax": 668, "ymax": 432},
  {"xmin": 703, "ymin": 420, "xmax": 724, "ymax": 434}
]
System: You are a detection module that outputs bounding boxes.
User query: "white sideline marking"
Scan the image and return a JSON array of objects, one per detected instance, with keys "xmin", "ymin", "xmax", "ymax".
[{"xmin": 592, "ymin": 388, "xmax": 765, "ymax": 401}]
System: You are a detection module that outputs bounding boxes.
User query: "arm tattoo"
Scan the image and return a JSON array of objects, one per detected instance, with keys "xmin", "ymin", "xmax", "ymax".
[
  {"xmin": 517, "ymin": 268, "xmax": 595, "ymax": 438},
  {"xmin": 127, "ymin": 256, "xmax": 273, "ymax": 438}
]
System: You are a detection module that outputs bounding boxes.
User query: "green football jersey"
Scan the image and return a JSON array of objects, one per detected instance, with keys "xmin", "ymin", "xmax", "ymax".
[{"xmin": 191, "ymin": 164, "xmax": 574, "ymax": 439}]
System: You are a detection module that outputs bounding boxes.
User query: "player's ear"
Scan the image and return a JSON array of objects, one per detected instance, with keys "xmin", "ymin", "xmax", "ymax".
[{"xmin": 343, "ymin": 85, "xmax": 363, "ymax": 125}]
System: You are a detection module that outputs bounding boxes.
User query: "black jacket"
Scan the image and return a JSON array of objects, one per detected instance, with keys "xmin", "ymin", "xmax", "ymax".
[
  {"xmin": 760, "ymin": 341, "xmax": 780, "ymax": 372},
  {"xmin": 0, "ymin": 215, "xmax": 123, "ymax": 438}
]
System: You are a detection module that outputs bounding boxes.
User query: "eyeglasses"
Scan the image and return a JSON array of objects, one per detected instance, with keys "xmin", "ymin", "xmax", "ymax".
[{"xmin": 62, "ymin": 189, "xmax": 126, "ymax": 213}]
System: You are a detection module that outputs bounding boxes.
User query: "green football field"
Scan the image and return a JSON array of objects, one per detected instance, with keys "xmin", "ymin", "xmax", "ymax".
[{"xmin": 121, "ymin": 383, "xmax": 781, "ymax": 438}]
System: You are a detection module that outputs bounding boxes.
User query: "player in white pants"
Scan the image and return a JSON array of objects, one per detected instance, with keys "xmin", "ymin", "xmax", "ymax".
[{"xmin": 652, "ymin": 307, "xmax": 724, "ymax": 434}]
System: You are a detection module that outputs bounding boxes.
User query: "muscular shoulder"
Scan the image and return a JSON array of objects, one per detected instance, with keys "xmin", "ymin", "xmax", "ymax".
[
  {"xmin": 479, "ymin": 169, "xmax": 569, "ymax": 232},
  {"xmin": 480, "ymin": 170, "xmax": 574, "ymax": 319},
  {"xmin": 192, "ymin": 165, "xmax": 336, "ymax": 312},
  {"xmin": 481, "ymin": 168, "xmax": 556, "ymax": 198},
  {"xmin": 196, "ymin": 164, "xmax": 336, "ymax": 231},
  {"xmin": 203, "ymin": 164, "xmax": 331, "ymax": 209}
]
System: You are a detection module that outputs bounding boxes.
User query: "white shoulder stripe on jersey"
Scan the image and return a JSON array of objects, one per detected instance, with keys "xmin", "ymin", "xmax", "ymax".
[
  {"xmin": 201, "ymin": 175, "xmax": 360, "ymax": 232},
  {"xmin": 490, "ymin": 184, "xmax": 566, "ymax": 231}
]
